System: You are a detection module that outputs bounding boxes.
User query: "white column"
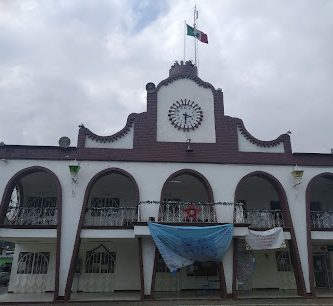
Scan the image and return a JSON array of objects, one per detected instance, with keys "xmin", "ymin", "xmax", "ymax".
[
  {"xmin": 141, "ymin": 237, "xmax": 156, "ymax": 296},
  {"xmin": 286, "ymin": 186, "xmax": 310, "ymax": 293},
  {"xmin": 57, "ymin": 174, "xmax": 87, "ymax": 298}
]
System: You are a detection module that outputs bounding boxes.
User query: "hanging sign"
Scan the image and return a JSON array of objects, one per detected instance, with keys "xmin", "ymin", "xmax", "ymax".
[{"xmin": 245, "ymin": 227, "xmax": 286, "ymax": 250}]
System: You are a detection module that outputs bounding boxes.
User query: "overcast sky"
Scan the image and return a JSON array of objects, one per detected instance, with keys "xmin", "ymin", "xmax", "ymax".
[{"xmin": 0, "ymin": 0, "xmax": 332, "ymax": 153}]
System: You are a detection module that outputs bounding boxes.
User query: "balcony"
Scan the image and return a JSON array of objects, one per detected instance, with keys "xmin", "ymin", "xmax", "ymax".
[
  {"xmin": 234, "ymin": 203, "xmax": 284, "ymax": 229},
  {"xmin": 4, "ymin": 207, "xmax": 57, "ymax": 226},
  {"xmin": 138, "ymin": 201, "xmax": 235, "ymax": 224},
  {"xmin": 84, "ymin": 207, "xmax": 138, "ymax": 227},
  {"xmin": 311, "ymin": 211, "xmax": 333, "ymax": 230}
]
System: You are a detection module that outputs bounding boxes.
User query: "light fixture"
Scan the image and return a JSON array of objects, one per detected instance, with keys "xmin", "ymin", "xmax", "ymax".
[
  {"xmin": 291, "ymin": 165, "xmax": 304, "ymax": 187},
  {"xmin": 186, "ymin": 138, "xmax": 193, "ymax": 152},
  {"xmin": 69, "ymin": 160, "xmax": 80, "ymax": 196},
  {"xmin": 69, "ymin": 160, "xmax": 80, "ymax": 183}
]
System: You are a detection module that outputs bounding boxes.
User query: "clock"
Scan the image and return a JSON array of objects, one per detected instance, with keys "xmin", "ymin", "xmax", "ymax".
[{"xmin": 168, "ymin": 99, "xmax": 203, "ymax": 131}]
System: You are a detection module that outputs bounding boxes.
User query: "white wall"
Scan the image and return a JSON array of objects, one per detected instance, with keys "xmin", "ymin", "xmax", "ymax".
[{"xmin": 157, "ymin": 79, "xmax": 216, "ymax": 143}]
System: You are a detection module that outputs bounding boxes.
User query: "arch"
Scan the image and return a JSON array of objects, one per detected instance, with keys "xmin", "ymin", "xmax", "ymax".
[
  {"xmin": 64, "ymin": 167, "xmax": 139, "ymax": 300},
  {"xmin": 305, "ymin": 172, "xmax": 333, "ymax": 295},
  {"xmin": 0, "ymin": 165, "xmax": 62, "ymax": 301},
  {"xmin": 160, "ymin": 169, "xmax": 214, "ymax": 202},
  {"xmin": 234, "ymin": 171, "xmax": 306, "ymax": 296}
]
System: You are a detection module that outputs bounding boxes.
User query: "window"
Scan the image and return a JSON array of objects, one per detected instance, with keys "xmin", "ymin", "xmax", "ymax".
[
  {"xmin": 85, "ymin": 245, "xmax": 116, "ymax": 274},
  {"xmin": 17, "ymin": 252, "xmax": 49, "ymax": 274},
  {"xmin": 89, "ymin": 197, "xmax": 120, "ymax": 217},
  {"xmin": 6, "ymin": 185, "xmax": 22, "ymax": 222},
  {"xmin": 276, "ymin": 251, "xmax": 292, "ymax": 272},
  {"xmin": 90, "ymin": 197, "xmax": 120, "ymax": 209},
  {"xmin": 26, "ymin": 197, "xmax": 57, "ymax": 208}
]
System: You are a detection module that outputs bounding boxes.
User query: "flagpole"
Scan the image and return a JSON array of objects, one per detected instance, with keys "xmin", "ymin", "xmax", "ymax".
[
  {"xmin": 193, "ymin": 5, "xmax": 197, "ymax": 66},
  {"xmin": 184, "ymin": 20, "xmax": 186, "ymax": 62}
]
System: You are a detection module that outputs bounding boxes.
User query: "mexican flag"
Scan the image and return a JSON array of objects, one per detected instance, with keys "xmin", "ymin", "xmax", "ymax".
[{"xmin": 186, "ymin": 24, "xmax": 208, "ymax": 44}]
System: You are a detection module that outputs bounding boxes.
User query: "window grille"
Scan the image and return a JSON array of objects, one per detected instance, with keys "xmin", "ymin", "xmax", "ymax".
[
  {"xmin": 85, "ymin": 244, "xmax": 116, "ymax": 274},
  {"xmin": 276, "ymin": 251, "xmax": 292, "ymax": 272},
  {"xmin": 17, "ymin": 252, "xmax": 50, "ymax": 274}
]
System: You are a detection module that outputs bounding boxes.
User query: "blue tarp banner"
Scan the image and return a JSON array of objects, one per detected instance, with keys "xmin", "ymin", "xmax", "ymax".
[{"xmin": 148, "ymin": 223, "xmax": 233, "ymax": 272}]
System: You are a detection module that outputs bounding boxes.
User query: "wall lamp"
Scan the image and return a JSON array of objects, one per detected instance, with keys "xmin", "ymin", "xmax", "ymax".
[{"xmin": 291, "ymin": 165, "xmax": 304, "ymax": 187}]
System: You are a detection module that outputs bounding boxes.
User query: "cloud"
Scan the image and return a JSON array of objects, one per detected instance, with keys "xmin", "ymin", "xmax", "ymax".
[{"xmin": 0, "ymin": 0, "xmax": 332, "ymax": 153}]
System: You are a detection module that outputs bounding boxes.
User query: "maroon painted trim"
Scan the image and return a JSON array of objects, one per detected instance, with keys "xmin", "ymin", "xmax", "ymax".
[
  {"xmin": 78, "ymin": 113, "xmax": 137, "ymax": 148},
  {"xmin": 236, "ymin": 119, "xmax": 291, "ymax": 152},
  {"xmin": 218, "ymin": 262, "xmax": 227, "ymax": 298},
  {"xmin": 138, "ymin": 238, "xmax": 145, "ymax": 299},
  {"xmin": 2, "ymin": 145, "xmax": 333, "ymax": 167},
  {"xmin": 305, "ymin": 172, "xmax": 333, "ymax": 296},
  {"xmin": 232, "ymin": 238, "xmax": 238, "ymax": 298},
  {"xmin": 155, "ymin": 72, "xmax": 216, "ymax": 92},
  {"xmin": 64, "ymin": 167, "xmax": 140, "ymax": 300},
  {"xmin": 160, "ymin": 169, "xmax": 214, "ymax": 202},
  {"xmin": 0, "ymin": 166, "xmax": 62, "ymax": 301},
  {"xmin": 234, "ymin": 171, "xmax": 306, "ymax": 296}
]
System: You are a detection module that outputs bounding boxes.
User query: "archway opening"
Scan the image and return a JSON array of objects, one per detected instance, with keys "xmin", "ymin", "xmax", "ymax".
[
  {"xmin": 4, "ymin": 171, "xmax": 58, "ymax": 226},
  {"xmin": 84, "ymin": 171, "xmax": 139, "ymax": 227},
  {"xmin": 155, "ymin": 170, "xmax": 221, "ymax": 298},
  {"xmin": 234, "ymin": 173, "xmax": 297, "ymax": 297},
  {"xmin": 307, "ymin": 174, "xmax": 333, "ymax": 293}
]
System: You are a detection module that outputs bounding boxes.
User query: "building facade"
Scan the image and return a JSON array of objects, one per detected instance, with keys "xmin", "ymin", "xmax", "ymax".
[{"xmin": 0, "ymin": 61, "xmax": 332, "ymax": 302}]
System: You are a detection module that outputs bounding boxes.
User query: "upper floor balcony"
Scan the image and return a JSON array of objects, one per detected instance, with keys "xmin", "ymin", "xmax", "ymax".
[{"xmin": 82, "ymin": 201, "xmax": 286, "ymax": 229}]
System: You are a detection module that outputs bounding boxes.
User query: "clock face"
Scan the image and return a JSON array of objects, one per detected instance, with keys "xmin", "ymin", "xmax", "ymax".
[{"xmin": 168, "ymin": 99, "xmax": 203, "ymax": 131}]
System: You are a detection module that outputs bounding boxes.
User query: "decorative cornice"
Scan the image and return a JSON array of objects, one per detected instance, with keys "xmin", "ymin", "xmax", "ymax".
[
  {"xmin": 236, "ymin": 118, "xmax": 290, "ymax": 149},
  {"xmin": 80, "ymin": 113, "xmax": 138, "ymax": 143},
  {"xmin": 155, "ymin": 73, "xmax": 217, "ymax": 92}
]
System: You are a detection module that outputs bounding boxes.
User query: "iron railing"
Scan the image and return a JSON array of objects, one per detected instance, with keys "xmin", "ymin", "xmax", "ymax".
[
  {"xmin": 157, "ymin": 201, "xmax": 220, "ymax": 223},
  {"xmin": 246, "ymin": 209, "xmax": 284, "ymax": 228},
  {"xmin": 311, "ymin": 211, "xmax": 333, "ymax": 229},
  {"xmin": 5, "ymin": 207, "xmax": 57, "ymax": 226},
  {"xmin": 84, "ymin": 207, "xmax": 138, "ymax": 226}
]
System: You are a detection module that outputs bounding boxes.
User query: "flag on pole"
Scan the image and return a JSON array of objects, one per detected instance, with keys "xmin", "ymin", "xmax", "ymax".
[{"xmin": 186, "ymin": 24, "xmax": 208, "ymax": 44}]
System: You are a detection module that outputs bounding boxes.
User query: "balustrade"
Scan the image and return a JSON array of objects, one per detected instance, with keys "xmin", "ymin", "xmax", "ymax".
[
  {"xmin": 84, "ymin": 207, "xmax": 138, "ymax": 226},
  {"xmin": 233, "ymin": 203, "xmax": 284, "ymax": 228},
  {"xmin": 157, "ymin": 201, "xmax": 217, "ymax": 223},
  {"xmin": 311, "ymin": 210, "xmax": 333, "ymax": 229},
  {"xmin": 5, "ymin": 207, "xmax": 57, "ymax": 226}
]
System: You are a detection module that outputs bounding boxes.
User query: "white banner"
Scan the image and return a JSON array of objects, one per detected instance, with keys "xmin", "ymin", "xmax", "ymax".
[{"xmin": 245, "ymin": 227, "xmax": 286, "ymax": 250}]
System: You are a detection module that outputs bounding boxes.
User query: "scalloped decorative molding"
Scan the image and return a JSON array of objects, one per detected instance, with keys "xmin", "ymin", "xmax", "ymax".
[
  {"xmin": 80, "ymin": 113, "xmax": 137, "ymax": 148},
  {"xmin": 155, "ymin": 73, "xmax": 216, "ymax": 92},
  {"xmin": 236, "ymin": 120, "xmax": 288, "ymax": 153}
]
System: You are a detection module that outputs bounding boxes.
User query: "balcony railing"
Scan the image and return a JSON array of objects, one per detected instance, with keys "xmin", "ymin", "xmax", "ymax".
[
  {"xmin": 5, "ymin": 207, "xmax": 57, "ymax": 226},
  {"xmin": 246, "ymin": 209, "xmax": 284, "ymax": 228},
  {"xmin": 311, "ymin": 211, "xmax": 333, "ymax": 229},
  {"xmin": 84, "ymin": 207, "xmax": 138, "ymax": 226},
  {"xmin": 158, "ymin": 201, "xmax": 218, "ymax": 223}
]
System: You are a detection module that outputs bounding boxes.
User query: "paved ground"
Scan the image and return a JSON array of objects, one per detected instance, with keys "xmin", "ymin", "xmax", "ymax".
[{"xmin": 1, "ymin": 299, "xmax": 333, "ymax": 306}]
